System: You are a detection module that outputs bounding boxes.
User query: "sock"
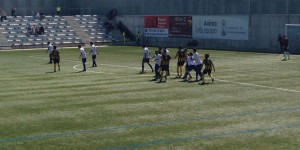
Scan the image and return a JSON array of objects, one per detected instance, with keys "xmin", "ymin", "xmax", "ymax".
[{"xmin": 179, "ymin": 67, "xmax": 182, "ymax": 76}]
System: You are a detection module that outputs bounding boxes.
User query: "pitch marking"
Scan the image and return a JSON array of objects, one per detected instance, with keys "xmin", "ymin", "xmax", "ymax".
[{"xmin": 30, "ymin": 56, "xmax": 300, "ymax": 93}]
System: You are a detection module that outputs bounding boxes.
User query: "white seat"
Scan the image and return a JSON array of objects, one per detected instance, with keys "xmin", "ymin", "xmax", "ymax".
[{"xmin": 23, "ymin": 42, "xmax": 33, "ymax": 45}]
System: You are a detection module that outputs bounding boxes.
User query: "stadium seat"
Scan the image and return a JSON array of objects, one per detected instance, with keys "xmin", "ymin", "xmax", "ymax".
[
  {"xmin": 22, "ymin": 42, "xmax": 33, "ymax": 46},
  {"xmin": 1, "ymin": 15, "xmax": 94, "ymax": 47}
]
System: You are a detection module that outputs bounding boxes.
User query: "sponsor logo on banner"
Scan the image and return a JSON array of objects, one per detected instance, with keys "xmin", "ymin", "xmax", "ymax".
[
  {"xmin": 169, "ymin": 16, "xmax": 192, "ymax": 38},
  {"xmin": 193, "ymin": 16, "xmax": 249, "ymax": 40},
  {"xmin": 144, "ymin": 16, "xmax": 169, "ymax": 37}
]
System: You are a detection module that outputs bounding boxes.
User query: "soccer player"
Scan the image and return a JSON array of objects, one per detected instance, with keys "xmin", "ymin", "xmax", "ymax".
[
  {"xmin": 152, "ymin": 50, "xmax": 161, "ymax": 80},
  {"xmin": 78, "ymin": 45, "xmax": 87, "ymax": 72},
  {"xmin": 163, "ymin": 47, "xmax": 171, "ymax": 76},
  {"xmin": 282, "ymin": 35, "xmax": 290, "ymax": 60},
  {"xmin": 181, "ymin": 48, "xmax": 192, "ymax": 80},
  {"xmin": 173, "ymin": 46, "xmax": 186, "ymax": 78},
  {"xmin": 52, "ymin": 46, "xmax": 60, "ymax": 72},
  {"xmin": 141, "ymin": 44, "xmax": 154, "ymax": 73},
  {"xmin": 193, "ymin": 48, "xmax": 203, "ymax": 81},
  {"xmin": 160, "ymin": 52, "xmax": 171, "ymax": 82},
  {"xmin": 89, "ymin": 42, "xmax": 99, "ymax": 67},
  {"xmin": 182, "ymin": 52, "xmax": 195, "ymax": 81},
  {"xmin": 46, "ymin": 41, "xmax": 53, "ymax": 63},
  {"xmin": 200, "ymin": 54, "xmax": 215, "ymax": 85}
]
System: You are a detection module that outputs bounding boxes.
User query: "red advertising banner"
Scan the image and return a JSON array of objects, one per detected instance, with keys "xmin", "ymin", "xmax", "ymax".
[
  {"xmin": 144, "ymin": 16, "xmax": 169, "ymax": 28},
  {"xmin": 169, "ymin": 16, "xmax": 192, "ymax": 38},
  {"xmin": 144, "ymin": 16, "xmax": 169, "ymax": 37}
]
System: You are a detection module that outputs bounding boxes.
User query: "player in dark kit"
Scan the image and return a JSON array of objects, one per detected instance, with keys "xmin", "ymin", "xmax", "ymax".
[
  {"xmin": 282, "ymin": 35, "xmax": 290, "ymax": 60},
  {"xmin": 173, "ymin": 46, "xmax": 185, "ymax": 78},
  {"xmin": 159, "ymin": 52, "xmax": 171, "ymax": 82},
  {"xmin": 163, "ymin": 47, "xmax": 171, "ymax": 76},
  {"xmin": 200, "ymin": 54, "xmax": 215, "ymax": 85},
  {"xmin": 51, "ymin": 46, "xmax": 60, "ymax": 72}
]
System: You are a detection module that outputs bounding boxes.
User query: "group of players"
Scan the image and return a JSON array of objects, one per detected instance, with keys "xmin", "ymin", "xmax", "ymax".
[
  {"xmin": 46, "ymin": 42, "xmax": 215, "ymax": 85},
  {"xmin": 46, "ymin": 42, "xmax": 98, "ymax": 72},
  {"xmin": 141, "ymin": 45, "xmax": 215, "ymax": 85}
]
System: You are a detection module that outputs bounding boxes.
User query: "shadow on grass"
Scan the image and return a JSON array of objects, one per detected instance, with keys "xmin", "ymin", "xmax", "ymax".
[
  {"xmin": 187, "ymin": 80, "xmax": 199, "ymax": 83},
  {"xmin": 170, "ymin": 76, "xmax": 182, "ymax": 80},
  {"xmin": 156, "ymin": 80, "xmax": 166, "ymax": 83},
  {"xmin": 75, "ymin": 70, "xmax": 86, "ymax": 73},
  {"xmin": 45, "ymin": 71, "xmax": 55, "ymax": 73},
  {"xmin": 198, "ymin": 82, "xmax": 212, "ymax": 85},
  {"xmin": 150, "ymin": 78, "xmax": 158, "ymax": 82}
]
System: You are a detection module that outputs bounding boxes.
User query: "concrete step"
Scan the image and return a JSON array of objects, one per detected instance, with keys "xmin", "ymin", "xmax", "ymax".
[
  {"xmin": 0, "ymin": 29, "xmax": 12, "ymax": 50},
  {"xmin": 63, "ymin": 16, "xmax": 91, "ymax": 45}
]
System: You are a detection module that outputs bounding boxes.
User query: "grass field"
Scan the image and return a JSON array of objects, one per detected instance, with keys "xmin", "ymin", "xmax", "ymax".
[{"xmin": 0, "ymin": 46, "xmax": 300, "ymax": 150}]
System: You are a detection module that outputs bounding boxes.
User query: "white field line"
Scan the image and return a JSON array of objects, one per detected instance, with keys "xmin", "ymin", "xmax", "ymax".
[
  {"xmin": 216, "ymin": 79, "xmax": 300, "ymax": 93},
  {"xmin": 30, "ymin": 56, "xmax": 300, "ymax": 93}
]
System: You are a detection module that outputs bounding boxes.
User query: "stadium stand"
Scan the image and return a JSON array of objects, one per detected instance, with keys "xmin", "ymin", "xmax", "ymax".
[
  {"xmin": 0, "ymin": 15, "xmax": 82, "ymax": 48},
  {"xmin": 0, "ymin": 15, "xmax": 122, "ymax": 49},
  {"xmin": 73, "ymin": 15, "xmax": 121, "ymax": 44}
]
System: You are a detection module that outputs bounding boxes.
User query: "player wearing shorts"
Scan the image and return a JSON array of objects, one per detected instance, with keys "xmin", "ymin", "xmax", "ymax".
[
  {"xmin": 46, "ymin": 41, "xmax": 53, "ymax": 63},
  {"xmin": 78, "ymin": 45, "xmax": 87, "ymax": 72},
  {"xmin": 89, "ymin": 42, "xmax": 99, "ymax": 67},
  {"xmin": 51, "ymin": 46, "xmax": 60, "ymax": 72},
  {"xmin": 152, "ymin": 50, "xmax": 162, "ymax": 80},
  {"xmin": 193, "ymin": 48, "xmax": 203, "ymax": 81},
  {"xmin": 182, "ymin": 52, "xmax": 195, "ymax": 81},
  {"xmin": 141, "ymin": 44, "xmax": 154, "ymax": 73},
  {"xmin": 160, "ymin": 52, "xmax": 171, "ymax": 82},
  {"xmin": 163, "ymin": 47, "xmax": 171, "ymax": 76},
  {"xmin": 200, "ymin": 54, "xmax": 215, "ymax": 85},
  {"xmin": 173, "ymin": 46, "xmax": 185, "ymax": 78},
  {"xmin": 282, "ymin": 35, "xmax": 290, "ymax": 60}
]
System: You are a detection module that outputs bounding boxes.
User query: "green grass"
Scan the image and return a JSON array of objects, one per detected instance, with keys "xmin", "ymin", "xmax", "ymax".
[{"xmin": 0, "ymin": 46, "xmax": 300, "ymax": 150}]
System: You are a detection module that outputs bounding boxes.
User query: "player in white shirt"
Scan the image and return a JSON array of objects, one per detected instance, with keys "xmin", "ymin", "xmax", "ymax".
[
  {"xmin": 182, "ymin": 52, "xmax": 195, "ymax": 81},
  {"xmin": 141, "ymin": 44, "xmax": 154, "ymax": 73},
  {"xmin": 151, "ymin": 50, "xmax": 161, "ymax": 80},
  {"xmin": 193, "ymin": 48, "xmax": 203, "ymax": 81},
  {"xmin": 45, "ymin": 41, "xmax": 53, "ymax": 63},
  {"xmin": 78, "ymin": 45, "xmax": 87, "ymax": 71},
  {"xmin": 89, "ymin": 42, "xmax": 99, "ymax": 67}
]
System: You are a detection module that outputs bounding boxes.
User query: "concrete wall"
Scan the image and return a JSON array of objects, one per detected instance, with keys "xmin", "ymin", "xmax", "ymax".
[
  {"xmin": 1, "ymin": 0, "xmax": 300, "ymax": 52},
  {"xmin": 0, "ymin": 0, "xmax": 299, "ymax": 16},
  {"xmin": 0, "ymin": 0, "xmax": 75, "ymax": 16},
  {"xmin": 117, "ymin": 14, "xmax": 300, "ymax": 53},
  {"xmin": 73, "ymin": 0, "xmax": 300, "ymax": 15}
]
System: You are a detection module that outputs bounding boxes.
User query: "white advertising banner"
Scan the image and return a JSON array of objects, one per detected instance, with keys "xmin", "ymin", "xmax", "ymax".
[
  {"xmin": 144, "ymin": 28, "xmax": 169, "ymax": 37},
  {"xmin": 193, "ymin": 16, "xmax": 249, "ymax": 40}
]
